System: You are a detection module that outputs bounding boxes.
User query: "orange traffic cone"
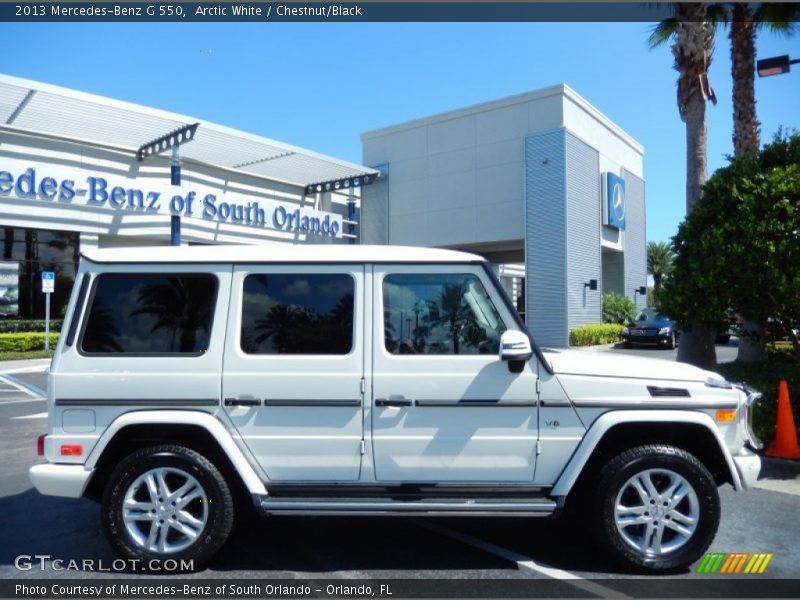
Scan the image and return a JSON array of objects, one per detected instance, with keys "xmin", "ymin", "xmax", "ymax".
[{"xmin": 765, "ymin": 380, "xmax": 800, "ymax": 460}]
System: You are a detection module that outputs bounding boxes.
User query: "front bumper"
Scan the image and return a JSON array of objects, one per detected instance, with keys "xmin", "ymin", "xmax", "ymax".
[
  {"xmin": 29, "ymin": 463, "xmax": 93, "ymax": 498},
  {"xmin": 732, "ymin": 448, "xmax": 761, "ymax": 490},
  {"xmin": 623, "ymin": 331, "xmax": 672, "ymax": 345}
]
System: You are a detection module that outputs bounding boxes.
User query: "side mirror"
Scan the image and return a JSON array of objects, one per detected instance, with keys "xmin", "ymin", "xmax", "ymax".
[{"xmin": 499, "ymin": 330, "xmax": 533, "ymax": 362}]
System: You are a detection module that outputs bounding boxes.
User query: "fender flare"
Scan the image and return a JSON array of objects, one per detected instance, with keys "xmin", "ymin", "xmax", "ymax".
[
  {"xmin": 83, "ymin": 410, "xmax": 267, "ymax": 496},
  {"xmin": 550, "ymin": 410, "xmax": 741, "ymax": 498}
]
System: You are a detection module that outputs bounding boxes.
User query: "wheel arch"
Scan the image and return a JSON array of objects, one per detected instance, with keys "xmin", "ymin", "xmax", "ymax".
[
  {"xmin": 551, "ymin": 410, "xmax": 740, "ymax": 501},
  {"xmin": 83, "ymin": 410, "xmax": 267, "ymax": 502}
]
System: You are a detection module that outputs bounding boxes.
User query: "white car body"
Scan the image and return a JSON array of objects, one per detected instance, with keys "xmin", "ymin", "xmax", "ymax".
[{"xmin": 29, "ymin": 245, "xmax": 762, "ymax": 571}]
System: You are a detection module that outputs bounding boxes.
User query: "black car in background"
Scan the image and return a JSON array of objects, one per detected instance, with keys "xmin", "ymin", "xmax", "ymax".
[{"xmin": 622, "ymin": 308, "xmax": 678, "ymax": 349}]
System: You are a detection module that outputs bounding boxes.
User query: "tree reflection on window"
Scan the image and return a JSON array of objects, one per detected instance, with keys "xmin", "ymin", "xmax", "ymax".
[
  {"xmin": 81, "ymin": 274, "xmax": 217, "ymax": 354},
  {"xmin": 241, "ymin": 274, "xmax": 354, "ymax": 355},
  {"xmin": 383, "ymin": 274, "xmax": 506, "ymax": 355}
]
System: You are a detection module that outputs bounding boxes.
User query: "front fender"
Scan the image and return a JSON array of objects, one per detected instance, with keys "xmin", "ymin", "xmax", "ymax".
[{"xmin": 550, "ymin": 410, "xmax": 742, "ymax": 498}]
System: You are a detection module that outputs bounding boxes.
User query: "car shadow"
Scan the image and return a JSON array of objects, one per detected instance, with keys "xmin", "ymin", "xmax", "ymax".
[{"xmin": 0, "ymin": 487, "xmax": 634, "ymax": 576}]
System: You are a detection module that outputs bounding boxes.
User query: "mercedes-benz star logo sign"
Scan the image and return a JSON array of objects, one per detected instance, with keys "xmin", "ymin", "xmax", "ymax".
[{"xmin": 612, "ymin": 182, "xmax": 625, "ymax": 222}]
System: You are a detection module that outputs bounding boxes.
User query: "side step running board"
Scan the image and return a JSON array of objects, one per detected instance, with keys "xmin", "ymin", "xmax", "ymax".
[{"xmin": 256, "ymin": 496, "xmax": 557, "ymax": 517}]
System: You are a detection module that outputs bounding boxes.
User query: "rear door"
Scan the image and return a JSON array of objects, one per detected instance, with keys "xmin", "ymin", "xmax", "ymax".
[{"xmin": 222, "ymin": 264, "xmax": 365, "ymax": 482}]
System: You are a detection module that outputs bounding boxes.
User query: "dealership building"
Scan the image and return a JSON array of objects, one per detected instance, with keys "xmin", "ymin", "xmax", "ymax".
[
  {"xmin": 361, "ymin": 84, "xmax": 646, "ymax": 347},
  {"xmin": 0, "ymin": 74, "xmax": 645, "ymax": 348},
  {"xmin": 0, "ymin": 73, "xmax": 377, "ymax": 319}
]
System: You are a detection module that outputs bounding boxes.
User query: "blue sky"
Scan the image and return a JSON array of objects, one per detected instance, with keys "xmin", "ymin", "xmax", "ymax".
[{"xmin": 2, "ymin": 21, "xmax": 798, "ymax": 243}]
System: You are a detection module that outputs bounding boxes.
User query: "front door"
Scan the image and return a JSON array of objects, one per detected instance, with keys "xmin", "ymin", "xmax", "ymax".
[
  {"xmin": 370, "ymin": 265, "xmax": 539, "ymax": 482},
  {"xmin": 222, "ymin": 265, "xmax": 365, "ymax": 482}
]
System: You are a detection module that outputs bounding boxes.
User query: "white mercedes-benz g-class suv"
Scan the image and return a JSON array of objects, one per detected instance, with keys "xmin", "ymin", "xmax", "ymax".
[{"xmin": 30, "ymin": 245, "xmax": 762, "ymax": 572}]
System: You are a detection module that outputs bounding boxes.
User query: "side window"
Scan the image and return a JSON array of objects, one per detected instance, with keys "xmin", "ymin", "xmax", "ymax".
[
  {"xmin": 240, "ymin": 273, "xmax": 354, "ymax": 355},
  {"xmin": 81, "ymin": 273, "xmax": 217, "ymax": 355},
  {"xmin": 383, "ymin": 273, "xmax": 507, "ymax": 355}
]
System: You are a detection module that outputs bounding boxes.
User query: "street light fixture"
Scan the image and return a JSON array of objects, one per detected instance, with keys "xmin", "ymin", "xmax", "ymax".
[
  {"xmin": 757, "ymin": 55, "xmax": 799, "ymax": 78},
  {"xmin": 137, "ymin": 123, "xmax": 200, "ymax": 246}
]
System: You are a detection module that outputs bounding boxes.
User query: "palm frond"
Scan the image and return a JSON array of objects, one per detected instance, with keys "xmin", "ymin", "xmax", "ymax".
[{"xmin": 647, "ymin": 17, "xmax": 678, "ymax": 48}]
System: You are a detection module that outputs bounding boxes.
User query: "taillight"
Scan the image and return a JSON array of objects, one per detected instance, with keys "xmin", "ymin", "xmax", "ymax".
[
  {"xmin": 37, "ymin": 434, "xmax": 46, "ymax": 456},
  {"xmin": 60, "ymin": 444, "xmax": 82, "ymax": 456}
]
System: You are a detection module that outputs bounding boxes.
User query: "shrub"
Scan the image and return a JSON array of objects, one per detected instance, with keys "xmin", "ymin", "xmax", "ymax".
[
  {"xmin": 0, "ymin": 319, "xmax": 63, "ymax": 333},
  {"xmin": 570, "ymin": 324, "xmax": 624, "ymax": 347},
  {"xmin": 602, "ymin": 292, "xmax": 637, "ymax": 325},
  {"xmin": 0, "ymin": 332, "xmax": 60, "ymax": 353}
]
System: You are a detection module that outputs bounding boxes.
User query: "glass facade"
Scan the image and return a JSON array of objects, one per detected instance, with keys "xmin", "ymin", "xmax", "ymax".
[{"xmin": 0, "ymin": 227, "xmax": 79, "ymax": 319}]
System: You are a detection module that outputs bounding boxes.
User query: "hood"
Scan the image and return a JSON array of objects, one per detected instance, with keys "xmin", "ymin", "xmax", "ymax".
[
  {"xmin": 542, "ymin": 348, "xmax": 717, "ymax": 383},
  {"xmin": 629, "ymin": 319, "xmax": 672, "ymax": 329}
]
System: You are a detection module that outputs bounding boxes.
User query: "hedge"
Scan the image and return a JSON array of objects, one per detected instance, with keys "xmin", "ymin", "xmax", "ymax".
[
  {"xmin": 0, "ymin": 332, "xmax": 60, "ymax": 353},
  {"xmin": 570, "ymin": 323, "xmax": 624, "ymax": 347},
  {"xmin": 0, "ymin": 319, "xmax": 63, "ymax": 333}
]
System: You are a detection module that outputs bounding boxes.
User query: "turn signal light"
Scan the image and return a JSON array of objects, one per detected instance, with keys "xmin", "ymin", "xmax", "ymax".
[
  {"xmin": 716, "ymin": 409, "xmax": 736, "ymax": 423},
  {"xmin": 60, "ymin": 444, "xmax": 83, "ymax": 456},
  {"xmin": 37, "ymin": 434, "xmax": 46, "ymax": 456}
]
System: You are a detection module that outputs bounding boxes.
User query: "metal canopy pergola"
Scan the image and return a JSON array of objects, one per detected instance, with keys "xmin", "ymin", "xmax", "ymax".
[{"xmin": 0, "ymin": 73, "xmax": 379, "ymax": 194}]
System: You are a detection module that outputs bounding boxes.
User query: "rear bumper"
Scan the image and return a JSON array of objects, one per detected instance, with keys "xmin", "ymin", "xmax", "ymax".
[
  {"xmin": 29, "ymin": 463, "xmax": 92, "ymax": 498},
  {"xmin": 732, "ymin": 449, "xmax": 761, "ymax": 490}
]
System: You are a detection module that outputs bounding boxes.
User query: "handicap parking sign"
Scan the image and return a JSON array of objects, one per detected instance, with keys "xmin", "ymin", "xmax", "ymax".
[{"xmin": 41, "ymin": 271, "xmax": 55, "ymax": 294}]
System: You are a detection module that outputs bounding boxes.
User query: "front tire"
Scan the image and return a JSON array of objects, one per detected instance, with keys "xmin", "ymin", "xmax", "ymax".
[
  {"xmin": 102, "ymin": 445, "xmax": 234, "ymax": 570},
  {"xmin": 591, "ymin": 445, "xmax": 720, "ymax": 573}
]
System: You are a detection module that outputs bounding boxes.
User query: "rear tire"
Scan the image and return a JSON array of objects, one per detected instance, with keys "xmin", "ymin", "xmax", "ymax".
[
  {"xmin": 102, "ymin": 445, "xmax": 234, "ymax": 571},
  {"xmin": 591, "ymin": 445, "xmax": 720, "ymax": 573}
]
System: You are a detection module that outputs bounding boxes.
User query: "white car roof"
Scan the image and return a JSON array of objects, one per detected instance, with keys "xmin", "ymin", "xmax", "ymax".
[{"xmin": 81, "ymin": 244, "xmax": 486, "ymax": 265}]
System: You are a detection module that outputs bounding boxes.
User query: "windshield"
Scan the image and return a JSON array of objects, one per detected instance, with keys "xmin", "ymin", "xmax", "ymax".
[{"xmin": 636, "ymin": 309, "xmax": 668, "ymax": 322}]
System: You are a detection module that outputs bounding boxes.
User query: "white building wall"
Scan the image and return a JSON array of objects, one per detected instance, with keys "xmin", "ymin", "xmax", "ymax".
[{"xmin": 0, "ymin": 131, "xmax": 352, "ymax": 247}]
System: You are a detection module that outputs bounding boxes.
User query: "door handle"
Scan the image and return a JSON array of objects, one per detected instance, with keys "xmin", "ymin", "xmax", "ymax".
[
  {"xmin": 375, "ymin": 398, "xmax": 412, "ymax": 407},
  {"xmin": 224, "ymin": 398, "xmax": 261, "ymax": 407}
]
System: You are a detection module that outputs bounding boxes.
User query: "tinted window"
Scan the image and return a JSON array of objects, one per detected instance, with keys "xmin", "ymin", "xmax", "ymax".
[
  {"xmin": 383, "ymin": 274, "xmax": 506, "ymax": 355},
  {"xmin": 241, "ymin": 273, "xmax": 354, "ymax": 355},
  {"xmin": 81, "ymin": 274, "xmax": 217, "ymax": 354}
]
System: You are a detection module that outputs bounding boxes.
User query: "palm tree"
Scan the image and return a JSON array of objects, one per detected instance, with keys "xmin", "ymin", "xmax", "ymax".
[
  {"xmin": 649, "ymin": 4, "xmax": 719, "ymax": 368},
  {"xmin": 655, "ymin": 4, "xmax": 799, "ymax": 363},
  {"xmin": 728, "ymin": 4, "xmax": 798, "ymax": 362},
  {"xmin": 646, "ymin": 241, "xmax": 675, "ymax": 293}
]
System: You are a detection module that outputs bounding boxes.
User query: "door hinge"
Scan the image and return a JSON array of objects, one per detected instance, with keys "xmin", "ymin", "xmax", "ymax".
[
  {"xmin": 360, "ymin": 377, "xmax": 366, "ymax": 395},
  {"xmin": 536, "ymin": 379, "xmax": 541, "ymax": 395},
  {"xmin": 536, "ymin": 440, "xmax": 542, "ymax": 455},
  {"xmin": 360, "ymin": 440, "xmax": 366, "ymax": 455}
]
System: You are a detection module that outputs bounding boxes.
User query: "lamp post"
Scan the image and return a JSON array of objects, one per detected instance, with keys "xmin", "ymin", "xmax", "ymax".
[
  {"xmin": 757, "ymin": 55, "xmax": 799, "ymax": 78},
  {"xmin": 137, "ymin": 123, "xmax": 199, "ymax": 246}
]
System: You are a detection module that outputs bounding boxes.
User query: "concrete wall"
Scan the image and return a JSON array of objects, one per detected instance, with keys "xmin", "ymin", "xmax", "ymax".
[
  {"xmin": 524, "ymin": 130, "xmax": 568, "ymax": 348},
  {"xmin": 564, "ymin": 132, "xmax": 602, "ymax": 331},
  {"xmin": 623, "ymin": 170, "xmax": 647, "ymax": 309}
]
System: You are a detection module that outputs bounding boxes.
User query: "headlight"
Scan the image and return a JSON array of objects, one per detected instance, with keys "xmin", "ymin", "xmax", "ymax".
[
  {"xmin": 622, "ymin": 327, "xmax": 629, "ymax": 334},
  {"xmin": 659, "ymin": 327, "xmax": 670, "ymax": 335},
  {"xmin": 705, "ymin": 375, "xmax": 733, "ymax": 389}
]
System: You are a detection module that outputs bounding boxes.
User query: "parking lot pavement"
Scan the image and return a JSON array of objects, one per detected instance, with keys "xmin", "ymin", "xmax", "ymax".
[
  {"xmin": 586, "ymin": 338, "xmax": 739, "ymax": 364},
  {"xmin": 1, "ymin": 358, "xmax": 798, "ymax": 590},
  {"xmin": 0, "ymin": 359, "xmax": 49, "ymax": 404}
]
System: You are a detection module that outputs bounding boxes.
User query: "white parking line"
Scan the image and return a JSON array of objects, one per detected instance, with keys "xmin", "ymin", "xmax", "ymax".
[
  {"xmin": 0, "ymin": 398, "xmax": 45, "ymax": 405},
  {"xmin": 0, "ymin": 375, "xmax": 42, "ymax": 399},
  {"xmin": 12, "ymin": 412, "xmax": 48, "ymax": 420},
  {"xmin": 419, "ymin": 522, "xmax": 628, "ymax": 599}
]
